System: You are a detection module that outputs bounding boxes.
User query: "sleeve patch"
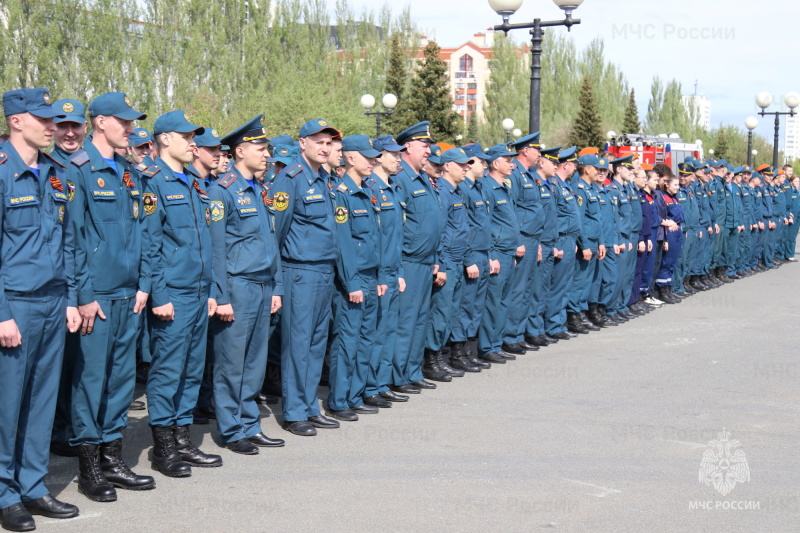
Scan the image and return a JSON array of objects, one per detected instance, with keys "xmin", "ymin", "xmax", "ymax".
[
  {"xmin": 210, "ymin": 200, "xmax": 224, "ymax": 221},
  {"xmin": 143, "ymin": 192, "xmax": 158, "ymax": 215}
]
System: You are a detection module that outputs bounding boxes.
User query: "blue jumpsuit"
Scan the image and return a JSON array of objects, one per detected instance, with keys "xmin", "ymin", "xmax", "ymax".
[
  {"xmin": 210, "ymin": 168, "xmax": 282, "ymax": 442},
  {"xmin": 67, "ymin": 143, "xmax": 143, "ymax": 447},
  {"xmin": 655, "ymin": 192, "xmax": 685, "ymax": 287},
  {"xmin": 0, "ymin": 146, "xmax": 75, "ymax": 508}
]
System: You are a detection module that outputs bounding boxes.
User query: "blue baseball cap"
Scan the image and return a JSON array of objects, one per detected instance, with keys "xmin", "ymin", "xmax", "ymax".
[
  {"xmin": 3, "ymin": 88, "xmax": 64, "ymax": 118},
  {"xmin": 485, "ymin": 143, "xmax": 516, "ymax": 163},
  {"xmin": 194, "ymin": 127, "xmax": 222, "ymax": 148},
  {"xmin": 396, "ymin": 121, "xmax": 435, "ymax": 145},
  {"xmin": 52, "ymin": 99, "xmax": 85, "ymax": 124},
  {"xmin": 427, "ymin": 144, "xmax": 444, "ymax": 165},
  {"xmin": 269, "ymin": 135, "xmax": 293, "ymax": 150},
  {"xmin": 222, "ymin": 114, "xmax": 269, "ymax": 146},
  {"xmin": 577, "ymin": 154, "xmax": 608, "ymax": 169},
  {"xmin": 440, "ymin": 147, "xmax": 473, "ymax": 164},
  {"xmin": 557, "ymin": 146, "xmax": 578, "ymax": 164},
  {"xmin": 511, "ymin": 131, "xmax": 541, "ymax": 151},
  {"xmin": 129, "ymin": 128, "xmax": 153, "ymax": 147},
  {"xmin": 372, "ymin": 135, "xmax": 406, "ymax": 152},
  {"xmin": 153, "ymin": 110, "xmax": 204, "ymax": 136},
  {"xmin": 268, "ymin": 144, "xmax": 300, "ymax": 165},
  {"xmin": 88, "ymin": 92, "xmax": 146, "ymax": 120},
  {"xmin": 299, "ymin": 118, "xmax": 340, "ymax": 139},
  {"xmin": 341, "ymin": 134, "xmax": 381, "ymax": 158},
  {"xmin": 461, "ymin": 143, "xmax": 489, "ymax": 161}
]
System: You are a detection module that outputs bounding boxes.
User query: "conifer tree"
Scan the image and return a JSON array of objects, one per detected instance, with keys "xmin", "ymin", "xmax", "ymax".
[
  {"xmin": 623, "ymin": 89, "xmax": 641, "ymax": 133},
  {"xmin": 569, "ymin": 76, "xmax": 605, "ymax": 150},
  {"xmin": 383, "ymin": 33, "xmax": 409, "ymax": 135}
]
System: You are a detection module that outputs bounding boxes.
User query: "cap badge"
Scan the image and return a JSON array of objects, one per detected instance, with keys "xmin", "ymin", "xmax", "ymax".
[
  {"xmin": 211, "ymin": 129, "xmax": 219, "ymax": 138},
  {"xmin": 62, "ymin": 102, "xmax": 74, "ymax": 113},
  {"xmin": 319, "ymin": 120, "xmax": 327, "ymax": 127},
  {"xmin": 43, "ymin": 93, "xmax": 52, "ymax": 104}
]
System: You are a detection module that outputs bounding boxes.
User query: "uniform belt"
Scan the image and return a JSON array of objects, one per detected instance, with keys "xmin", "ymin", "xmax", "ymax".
[{"xmin": 5, "ymin": 284, "xmax": 66, "ymax": 299}]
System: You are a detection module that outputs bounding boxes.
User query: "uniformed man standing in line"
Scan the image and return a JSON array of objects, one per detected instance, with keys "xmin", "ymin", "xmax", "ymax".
[
  {"xmin": 673, "ymin": 163, "xmax": 700, "ymax": 294},
  {"xmin": 450, "ymin": 144, "xmax": 493, "ymax": 370},
  {"xmin": 606, "ymin": 156, "xmax": 639, "ymax": 318},
  {"xmin": 140, "ymin": 111, "xmax": 223, "ymax": 474},
  {"xmin": 209, "ymin": 115, "xmax": 285, "ymax": 452},
  {"xmin": 502, "ymin": 133, "xmax": 545, "ymax": 354},
  {"xmin": 391, "ymin": 122, "xmax": 443, "ymax": 393},
  {"xmin": 363, "ymin": 135, "xmax": 409, "ymax": 406},
  {"xmin": 67, "ymin": 92, "xmax": 154, "ymax": 502},
  {"xmin": 477, "ymin": 144, "xmax": 521, "ymax": 363},
  {"xmin": 0, "ymin": 88, "xmax": 82, "ymax": 532},
  {"xmin": 128, "ymin": 128, "xmax": 154, "ymax": 170},
  {"xmin": 48, "ymin": 98, "xmax": 88, "ymax": 457},
  {"xmin": 271, "ymin": 119, "xmax": 340, "ymax": 436},
  {"xmin": 326, "ymin": 135, "xmax": 383, "ymax": 421}
]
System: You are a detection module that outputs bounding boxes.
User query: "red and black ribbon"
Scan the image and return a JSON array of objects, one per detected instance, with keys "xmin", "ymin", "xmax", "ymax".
[
  {"xmin": 50, "ymin": 175, "xmax": 63, "ymax": 192},
  {"xmin": 193, "ymin": 180, "xmax": 206, "ymax": 196},
  {"xmin": 122, "ymin": 171, "xmax": 136, "ymax": 189}
]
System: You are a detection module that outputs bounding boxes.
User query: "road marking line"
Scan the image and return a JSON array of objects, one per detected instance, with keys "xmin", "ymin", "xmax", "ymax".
[
  {"xmin": 563, "ymin": 478, "xmax": 622, "ymax": 498},
  {"xmin": 40, "ymin": 512, "xmax": 102, "ymax": 524},
  {"xmin": 663, "ymin": 439, "xmax": 707, "ymax": 448}
]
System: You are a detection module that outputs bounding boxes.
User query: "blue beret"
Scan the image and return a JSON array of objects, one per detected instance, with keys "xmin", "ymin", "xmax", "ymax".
[
  {"xmin": 461, "ymin": 143, "xmax": 489, "ymax": 160},
  {"xmin": 372, "ymin": 135, "xmax": 406, "ymax": 152},
  {"xmin": 128, "ymin": 128, "xmax": 153, "ymax": 147},
  {"xmin": 341, "ymin": 135, "xmax": 381, "ymax": 158},
  {"xmin": 52, "ymin": 99, "xmax": 85, "ymax": 124},
  {"xmin": 153, "ymin": 110, "xmax": 204, "ymax": 136},
  {"xmin": 485, "ymin": 143, "xmax": 516, "ymax": 163},
  {"xmin": 3, "ymin": 88, "xmax": 64, "ymax": 118},
  {"xmin": 299, "ymin": 118, "xmax": 340, "ymax": 139},
  {"xmin": 440, "ymin": 147, "xmax": 472, "ymax": 164},
  {"xmin": 194, "ymin": 127, "xmax": 222, "ymax": 148},
  {"xmin": 557, "ymin": 146, "xmax": 578, "ymax": 163},
  {"xmin": 268, "ymin": 144, "xmax": 300, "ymax": 166},
  {"xmin": 427, "ymin": 144, "xmax": 444, "ymax": 165},
  {"xmin": 396, "ymin": 121, "xmax": 435, "ymax": 145},
  {"xmin": 88, "ymin": 92, "xmax": 146, "ymax": 120},
  {"xmin": 222, "ymin": 114, "xmax": 269, "ymax": 146},
  {"xmin": 511, "ymin": 131, "xmax": 541, "ymax": 151}
]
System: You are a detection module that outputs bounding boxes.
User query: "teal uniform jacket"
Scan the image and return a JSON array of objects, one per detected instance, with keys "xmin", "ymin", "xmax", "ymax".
[
  {"xmin": 208, "ymin": 166, "xmax": 283, "ymax": 304},
  {"xmin": 677, "ymin": 186, "xmax": 700, "ymax": 232},
  {"xmin": 436, "ymin": 178, "xmax": 470, "ymax": 274},
  {"xmin": 139, "ymin": 158, "xmax": 214, "ymax": 307},
  {"xmin": 626, "ymin": 181, "xmax": 643, "ymax": 237},
  {"xmin": 393, "ymin": 160, "xmax": 442, "ymax": 267},
  {"xmin": 459, "ymin": 177, "xmax": 492, "ymax": 266},
  {"xmin": 570, "ymin": 177, "xmax": 602, "ymax": 250},
  {"xmin": 368, "ymin": 174, "xmax": 403, "ymax": 286},
  {"xmin": 0, "ymin": 146, "xmax": 76, "ymax": 316},
  {"xmin": 693, "ymin": 181, "xmax": 712, "ymax": 229},
  {"xmin": 508, "ymin": 157, "xmax": 545, "ymax": 240},
  {"xmin": 66, "ymin": 141, "xmax": 143, "ymax": 304},
  {"xmin": 550, "ymin": 176, "xmax": 582, "ymax": 240},
  {"xmin": 332, "ymin": 174, "xmax": 381, "ymax": 292},
  {"xmin": 271, "ymin": 157, "xmax": 338, "ymax": 266},
  {"xmin": 536, "ymin": 173, "xmax": 558, "ymax": 244},
  {"xmin": 609, "ymin": 180, "xmax": 633, "ymax": 242},
  {"xmin": 723, "ymin": 182, "xmax": 743, "ymax": 228},
  {"xmin": 478, "ymin": 175, "xmax": 519, "ymax": 255},
  {"xmin": 49, "ymin": 145, "xmax": 77, "ymax": 166},
  {"xmin": 597, "ymin": 184, "xmax": 621, "ymax": 247}
]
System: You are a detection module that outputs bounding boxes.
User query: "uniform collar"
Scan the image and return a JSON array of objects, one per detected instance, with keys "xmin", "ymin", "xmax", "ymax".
[
  {"xmin": 342, "ymin": 173, "xmax": 369, "ymax": 196},
  {"xmin": 155, "ymin": 156, "xmax": 190, "ymax": 184},
  {"xmin": 186, "ymin": 163, "xmax": 209, "ymax": 181},
  {"xmin": 439, "ymin": 178, "xmax": 457, "ymax": 194},
  {"xmin": 85, "ymin": 140, "xmax": 127, "ymax": 172},
  {"xmin": 1, "ymin": 142, "xmax": 53, "ymax": 180}
]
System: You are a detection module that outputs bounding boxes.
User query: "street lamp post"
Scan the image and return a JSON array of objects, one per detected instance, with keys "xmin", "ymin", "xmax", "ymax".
[
  {"xmin": 502, "ymin": 118, "xmax": 515, "ymax": 143},
  {"xmin": 361, "ymin": 93, "xmax": 398, "ymax": 137},
  {"xmin": 488, "ymin": 0, "xmax": 584, "ymax": 134},
  {"xmin": 755, "ymin": 91, "xmax": 800, "ymax": 169},
  {"xmin": 752, "ymin": 149, "xmax": 758, "ymax": 167},
  {"xmin": 745, "ymin": 116, "xmax": 758, "ymax": 167}
]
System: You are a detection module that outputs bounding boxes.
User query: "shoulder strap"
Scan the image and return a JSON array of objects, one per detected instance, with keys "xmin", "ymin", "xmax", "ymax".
[
  {"xmin": 218, "ymin": 172, "xmax": 237, "ymax": 188},
  {"xmin": 286, "ymin": 164, "xmax": 303, "ymax": 178},
  {"xmin": 70, "ymin": 150, "xmax": 89, "ymax": 167}
]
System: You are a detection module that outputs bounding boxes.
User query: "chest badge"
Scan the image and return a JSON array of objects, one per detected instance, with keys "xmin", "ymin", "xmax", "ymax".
[
  {"xmin": 58, "ymin": 204, "xmax": 65, "ymax": 224},
  {"xmin": 97, "ymin": 177, "xmax": 105, "ymax": 188},
  {"xmin": 205, "ymin": 207, "xmax": 211, "ymax": 225},
  {"xmin": 132, "ymin": 201, "xmax": 139, "ymax": 218}
]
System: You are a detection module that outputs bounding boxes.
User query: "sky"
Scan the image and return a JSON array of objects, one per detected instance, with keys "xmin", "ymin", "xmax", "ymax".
[{"xmin": 341, "ymin": 0, "xmax": 800, "ymax": 144}]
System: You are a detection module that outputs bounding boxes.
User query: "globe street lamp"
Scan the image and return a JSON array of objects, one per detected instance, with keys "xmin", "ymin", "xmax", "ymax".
[
  {"xmin": 752, "ymin": 149, "xmax": 758, "ymax": 167},
  {"xmin": 488, "ymin": 0, "xmax": 584, "ymax": 134},
  {"xmin": 512, "ymin": 128, "xmax": 522, "ymax": 139},
  {"xmin": 361, "ymin": 93, "xmax": 398, "ymax": 137},
  {"xmin": 744, "ymin": 116, "xmax": 758, "ymax": 166},
  {"xmin": 502, "ymin": 118, "xmax": 515, "ymax": 143},
  {"xmin": 756, "ymin": 91, "xmax": 800, "ymax": 168}
]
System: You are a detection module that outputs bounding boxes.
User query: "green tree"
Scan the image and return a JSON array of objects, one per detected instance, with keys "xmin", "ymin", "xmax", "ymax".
[
  {"xmin": 383, "ymin": 32, "xmax": 410, "ymax": 134},
  {"xmin": 401, "ymin": 41, "xmax": 461, "ymax": 144},
  {"xmin": 479, "ymin": 33, "xmax": 530, "ymax": 145},
  {"xmin": 623, "ymin": 89, "xmax": 641, "ymax": 133},
  {"xmin": 465, "ymin": 115, "xmax": 479, "ymax": 144},
  {"xmin": 714, "ymin": 129, "xmax": 730, "ymax": 161},
  {"xmin": 569, "ymin": 76, "xmax": 605, "ymax": 150}
]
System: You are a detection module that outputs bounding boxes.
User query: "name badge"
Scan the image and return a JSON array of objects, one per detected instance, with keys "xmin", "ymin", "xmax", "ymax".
[
  {"xmin": 352, "ymin": 208, "xmax": 368, "ymax": 217},
  {"xmin": 92, "ymin": 190, "xmax": 116, "ymax": 200},
  {"xmin": 380, "ymin": 202, "xmax": 395, "ymax": 209},
  {"xmin": 303, "ymin": 194, "xmax": 324, "ymax": 203},
  {"xmin": 411, "ymin": 189, "xmax": 428, "ymax": 197},
  {"xmin": 496, "ymin": 200, "xmax": 507, "ymax": 205},
  {"xmin": 164, "ymin": 193, "xmax": 187, "ymax": 204},
  {"xmin": 238, "ymin": 206, "xmax": 258, "ymax": 216},
  {"xmin": 52, "ymin": 191, "xmax": 68, "ymax": 202},
  {"xmin": 7, "ymin": 195, "xmax": 37, "ymax": 207}
]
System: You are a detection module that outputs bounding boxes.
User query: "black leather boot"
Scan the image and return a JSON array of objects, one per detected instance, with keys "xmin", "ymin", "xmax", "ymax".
[
  {"xmin": 99, "ymin": 439, "xmax": 155, "ymax": 490},
  {"xmin": 77, "ymin": 444, "xmax": 116, "ymax": 502},
  {"xmin": 587, "ymin": 304, "xmax": 611, "ymax": 327},
  {"xmin": 578, "ymin": 311, "xmax": 601, "ymax": 330},
  {"xmin": 1, "ymin": 503, "xmax": 35, "ymax": 531},
  {"xmin": 151, "ymin": 426, "xmax": 192, "ymax": 478},
  {"xmin": 449, "ymin": 342, "xmax": 481, "ymax": 372},
  {"xmin": 174, "ymin": 426, "xmax": 223, "ymax": 467},
  {"xmin": 422, "ymin": 349, "xmax": 452, "ymax": 382},
  {"xmin": 437, "ymin": 346, "xmax": 465, "ymax": 377},
  {"xmin": 465, "ymin": 338, "xmax": 490, "ymax": 369},
  {"xmin": 567, "ymin": 313, "xmax": 590, "ymax": 334}
]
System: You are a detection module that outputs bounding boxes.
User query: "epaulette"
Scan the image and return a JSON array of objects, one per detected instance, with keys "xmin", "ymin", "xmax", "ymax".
[
  {"xmin": 218, "ymin": 172, "xmax": 237, "ymax": 189},
  {"xmin": 337, "ymin": 183, "xmax": 348, "ymax": 193},
  {"xmin": 135, "ymin": 162, "xmax": 148, "ymax": 172},
  {"xmin": 577, "ymin": 183, "xmax": 584, "ymax": 189},
  {"xmin": 70, "ymin": 150, "xmax": 89, "ymax": 167},
  {"xmin": 365, "ymin": 176, "xmax": 376, "ymax": 188},
  {"xmin": 0, "ymin": 153, "xmax": 7, "ymax": 165},
  {"xmin": 42, "ymin": 151, "xmax": 66, "ymax": 168},
  {"xmin": 141, "ymin": 166, "xmax": 161, "ymax": 178},
  {"xmin": 286, "ymin": 164, "xmax": 303, "ymax": 178}
]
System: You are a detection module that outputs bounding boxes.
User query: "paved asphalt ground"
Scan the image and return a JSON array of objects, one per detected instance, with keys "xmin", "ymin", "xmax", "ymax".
[{"xmin": 40, "ymin": 263, "xmax": 799, "ymax": 533}]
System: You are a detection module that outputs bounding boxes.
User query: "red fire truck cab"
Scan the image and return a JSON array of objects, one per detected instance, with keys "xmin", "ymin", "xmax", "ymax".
[{"xmin": 605, "ymin": 133, "xmax": 704, "ymax": 175}]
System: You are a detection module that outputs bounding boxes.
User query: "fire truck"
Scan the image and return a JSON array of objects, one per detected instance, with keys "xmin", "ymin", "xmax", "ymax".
[{"xmin": 605, "ymin": 133, "xmax": 704, "ymax": 175}]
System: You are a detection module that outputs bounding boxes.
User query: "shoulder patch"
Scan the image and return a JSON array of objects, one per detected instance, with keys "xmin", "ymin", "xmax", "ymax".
[
  {"xmin": 136, "ymin": 162, "xmax": 147, "ymax": 172},
  {"xmin": 286, "ymin": 164, "xmax": 303, "ymax": 178},
  {"xmin": 337, "ymin": 183, "xmax": 348, "ymax": 193},
  {"xmin": 70, "ymin": 150, "xmax": 89, "ymax": 167},
  {"xmin": 218, "ymin": 173, "xmax": 237, "ymax": 189},
  {"xmin": 142, "ymin": 166, "xmax": 161, "ymax": 178},
  {"xmin": 0, "ymin": 153, "xmax": 6, "ymax": 165},
  {"xmin": 42, "ymin": 151, "xmax": 66, "ymax": 168}
]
